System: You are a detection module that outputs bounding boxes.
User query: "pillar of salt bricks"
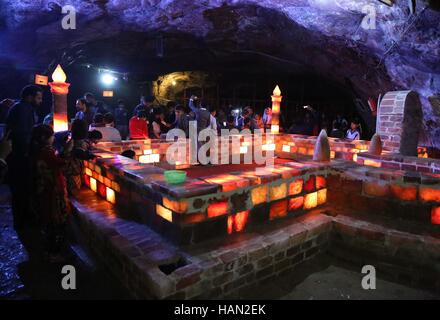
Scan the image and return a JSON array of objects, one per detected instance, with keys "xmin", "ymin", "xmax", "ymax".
[{"xmin": 376, "ymin": 90, "xmax": 423, "ymax": 156}]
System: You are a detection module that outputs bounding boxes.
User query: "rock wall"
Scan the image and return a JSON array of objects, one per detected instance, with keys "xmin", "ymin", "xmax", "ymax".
[{"xmin": 0, "ymin": 0, "xmax": 439, "ymax": 145}]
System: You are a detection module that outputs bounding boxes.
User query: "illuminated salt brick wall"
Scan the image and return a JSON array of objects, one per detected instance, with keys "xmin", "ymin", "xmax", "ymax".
[
  {"xmin": 274, "ymin": 134, "xmax": 369, "ymax": 162},
  {"xmin": 83, "ymin": 160, "xmax": 120, "ymax": 206},
  {"xmin": 376, "ymin": 91, "xmax": 423, "ymax": 156}
]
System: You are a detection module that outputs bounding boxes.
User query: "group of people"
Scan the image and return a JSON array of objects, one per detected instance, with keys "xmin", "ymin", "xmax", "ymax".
[
  {"xmin": 67, "ymin": 94, "xmax": 276, "ymax": 143},
  {"xmin": 0, "ymin": 84, "xmax": 364, "ymax": 261},
  {"xmin": 1, "ymin": 85, "xmax": 104, "ymax": 261},
  {"xmin": 287, "ymin": 106, "xmax": 362, "ymax": 141}
]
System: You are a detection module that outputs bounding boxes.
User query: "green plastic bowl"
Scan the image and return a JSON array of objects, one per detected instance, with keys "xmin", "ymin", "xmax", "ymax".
[{"xmin": 164, "ymin": 170, "xmax": 187, "ymax": 185}]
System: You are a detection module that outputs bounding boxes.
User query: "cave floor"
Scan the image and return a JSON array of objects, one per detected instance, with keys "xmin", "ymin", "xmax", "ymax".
[{"xmin": 1, "ymin": 185, "xmax": 438, "ymax": 300}]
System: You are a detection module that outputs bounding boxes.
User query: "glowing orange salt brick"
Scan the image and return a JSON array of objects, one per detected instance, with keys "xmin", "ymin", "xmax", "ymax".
[
  {"xmin": 419, "ymin": 187, "xmax": 440, "ymax": 203},
  {"xmin": 289, "ymin": 179, "xmax": 303, "ymax": 196},
  {"xmin": 90, "ymin": 177, "xmax": 97, "ymax": 192},
  {"xmin": 304, "ymin": 192, "xmax": 318, "ymax": 209},
  {"xmin": 270, "ymin": 183, "xmax": 287, "ymax": 201},
  {"xmin": 363, "ymin": 182, "xmax": 390, "ymax": 197},
  {"xmin": 98, "ymin": 182, "xmax": 107, "ymax": 198},
  {"xmin": 106, "ymin": 187, "xmax": 116, "ymax": 204},
  {"xmin": 431, "ymin": 207, "xmax": 440, "ymax": 225},
  {"xmin": 162, "ymin": 197, "xmax": 188, "ymax": 213},
  {"xmin": 364, "ymin": 159, "xmax": 382, "ymax": 168},
  {"xmin": 251, "ymin": 185, "xmax": 268, "ymax": 205},
  {"xmin": 208, "ymin": 201, "xmax": 229, "ymax": 218},
  {"xmin": 289, "ymin": 196, "xmax": 304, "ymax": 211},
  {"xmin": 156, "ymin": 204, "xmax": 173, "ymax": 222},
  {"xmin": 227, "ymin": 215, "xmax": 234, "ymax": 234},
  {"xmin": 304, "ymin": 176, "xmax": 315, "ymax": 192},
  {"xmin": 104, "ymin": 177, "xmax": 112, "ymax": 187},
  {"xmin": 234, "ymin": 211, "xmax": 249, "ymax": 232},
  {"xmin": 389, "ymin": 184, "xmax": 417, "ymax": 201},
  {"xmin": 270, "ymin": 200, "xmax": 288, "ymax": 220},
  {"xmin": 316, "ymin": 176, "xmax": 326, "ymax": 189},
  {"xmin": 83, "ymin": 174, "xmax": 90, "ymax": 187},
  {"xmin": 317, "ymin": 188, "xmax": 327, "ymax": 205},
  {"xmin": 112, "ymin": 181, "xmax": 121, "ymax": 192},
  {"xmin": 85, "ymin": 168, "xmax": 92, "ymax": 176}
]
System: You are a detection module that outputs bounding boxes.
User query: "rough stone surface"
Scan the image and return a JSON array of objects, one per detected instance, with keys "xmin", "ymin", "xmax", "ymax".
[{"xmin": 1, "ymin": 1, "xmax": 440, "ymax": 145}]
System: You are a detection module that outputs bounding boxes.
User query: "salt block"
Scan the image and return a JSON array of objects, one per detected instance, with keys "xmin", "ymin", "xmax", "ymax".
[
  {"xmin": 313, "ymin": 130, "xmax": 330, "ymax": 162},
  {"xmin": 368, "ymin": 133, "xmax": 383, "ymax": 155}
]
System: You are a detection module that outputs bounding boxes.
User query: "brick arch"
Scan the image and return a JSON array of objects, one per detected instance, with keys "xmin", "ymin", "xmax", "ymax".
[{"xmin": 376, "ymin": 90, "xmax": 423, "ymax": 156}]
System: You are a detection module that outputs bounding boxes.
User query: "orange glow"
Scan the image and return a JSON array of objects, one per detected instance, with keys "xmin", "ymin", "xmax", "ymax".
[
  {"xmin": 390, "ymin": 184, "xmax": 417, "ymax": 201},
  {"xmin": 208, "ymin": 201, "xmax": 229, "ymax": 218},
  {"xmin": 419, "ymin": 187, "xmax": 440, "ymax": 203},
  {"xmin": 289, "ymin": 196, "xmax": 304, "ymax": 211},
  {"xmin": 139, "ymin": 153, "xmax": 160, "ymax": 163},
  {"xmin": 304, "ymin": 192, "xmax": 318, "ymax": 209},
  {"xmin": 156, "ymin": 204, "xmax": 173, "ymax": 222},
  {"xmin": 273, "ymin": 85, "xmax": 281, "ymax": 96},
  {"xmin": 364, "ymin": 159, "xmax": 382, "ymax": 168},
  {"xmin": 106, "ymin": 187, "xmax": 116, "ymax": 204},
  {"xmin": 35, "ymin": 74, "xmax": 48, "ymax": 86},
  {"xmin": 53, "ymin": 114, "xmax": 68, "ymax": 132},
  {"xmin": 289, "ymin": 179, "xmax": 303, "ymax": 195},
  {"xmin": 262, "ymin": 143, "xmax": 276, "ymax": 151},
  {"xmin": 103, "ymin": 90, "xmax": 114, "ymax": 97},
  {"xmin": 83, "ymin": 174, "xmax": 90, "ymax": 187},
  {"xmin": 227, "ymin": 211, "xmax": 249, "ymax": 234},
  {"xmin": 263, "ymin": 124, "xmax": 280, "ymax": 134},
  {"xmin": 234, "ymin": 211, "xmax": 249, "ymax": 232},
  {"xmin": 85, "ymin": 168, "xmax": 92, "ymax": 176},
  {"xmin": 104, "ymin": 177, "xmax": 112, "ymax": 187},
  {"xmin": 204, "ymin": 175, "xmax": 249, "ymax": 192},
  {"xmin": 304, "ymin": 176, "xmax": 315, "ymax": 192},
  {"xmin": 90, "ymin": 177, "xmax": 97, "ymax": 192},
  {"xmin": 112, "ymin": 181, "xmax": 120, "ymax": 192},
  {"xmin": 52, "ymin": 64, "xmax": 67, "ymax": 83},
  {"xmin": 431, "ymin": 207, "xmax": 440, "ymax": 225},
  {"xmin": 227, "ymin": 215, "xmax": 234, "ymax": 234},
  {"xmin": 98, "ymin": 182, "xmax": 107, "ymax": 198},
  {"xmin": 270, "ymin": 183, "xmax": 287, "ymax": 201},
  {"xmin": 317, "ymin": 188, "xmax": 327, "ymax": 205},
  {"xmin": 251, "ymin": 185, "xmax": 268, "ymax": 205},
  {"xmin": 270, "ymin": 200, "xmax": 288, "ymax": 220},
  {"xmin": 316, "ymin": 176, "xmax": 326, "ymax": 190},
  {"xmin": 163, "ymin": 197, "xmax": 188, "ymax": 213}
]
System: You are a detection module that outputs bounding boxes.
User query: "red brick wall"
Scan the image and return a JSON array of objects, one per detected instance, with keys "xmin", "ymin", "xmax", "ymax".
[{"xmin": 377, "ymin": 90, "xmax": 423, "ymax": 156}]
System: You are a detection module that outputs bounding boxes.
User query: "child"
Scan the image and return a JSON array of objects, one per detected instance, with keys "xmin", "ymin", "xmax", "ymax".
[
  {"xmin": 31, "ymin": 124, "xmax": 72, "ymax": 261},
  {"xmin": 346, "ymin": 120, "xmax": 361, "ymax": 141}
]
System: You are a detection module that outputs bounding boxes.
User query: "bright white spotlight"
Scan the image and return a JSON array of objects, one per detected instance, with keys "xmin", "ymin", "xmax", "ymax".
[{"xmin": 101, "ymin": 73, "xmax": 116, "ymax": 85}]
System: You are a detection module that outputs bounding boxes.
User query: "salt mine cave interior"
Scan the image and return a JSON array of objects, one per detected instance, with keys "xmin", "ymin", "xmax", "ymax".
[{"xmin": 0, "ymin": 0, "xmax": 440, "ymax": 301}]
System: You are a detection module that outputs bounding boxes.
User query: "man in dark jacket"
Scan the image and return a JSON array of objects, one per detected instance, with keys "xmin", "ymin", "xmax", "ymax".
[
  {"xmin": 188, "ymin": 96, "xmax": 211, "ymax": 133},
  {"xmin": 6, "ymin": 85, "xmax": 43, "ymax": 229},
  {"xmin": 133, "ymin": 95, "xmax": 154, "ymax": 117}
]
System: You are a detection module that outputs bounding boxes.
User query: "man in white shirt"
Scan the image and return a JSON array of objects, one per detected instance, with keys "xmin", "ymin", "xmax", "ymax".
[
  {"xmin": 346, "ymin": 120, "xmax": 360, "ymax": 141},
  {"xmin": 93, "ymin": 113, "xmax": 122, "ymax": 142}
]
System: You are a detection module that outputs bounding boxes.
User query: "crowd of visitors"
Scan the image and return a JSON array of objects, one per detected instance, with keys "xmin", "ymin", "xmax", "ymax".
[{"xmin": 0, "ymin": 85, "xmax": 364, "ymax": 262}]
